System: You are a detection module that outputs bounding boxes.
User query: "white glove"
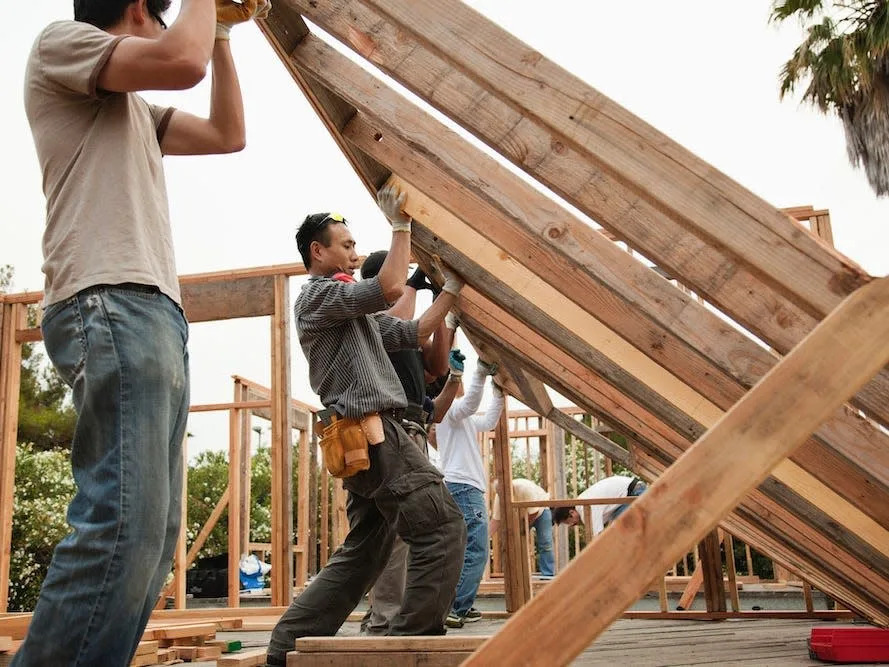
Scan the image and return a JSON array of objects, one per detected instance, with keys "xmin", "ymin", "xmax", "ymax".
[
  {"xmin": 376, "ymin": 184, "xmax": 412, "ymax": 232},
  {"xmin": 478, "ymin": 360, "xmax": 498, "ymax": 376},
  {"xmin": 429, "ymin": 257, "xmax": 463, "ymax": 295},
  {"xmin": 440, "ymin": 265, "xmax": 464, "ymax": 296},
  {"xmin": 216, "ymin": 0, "xmax": 271, "ymax": 40},
  {"xmin": 445, "ymin": 311, "xmax": 459, "ymax": 330}
]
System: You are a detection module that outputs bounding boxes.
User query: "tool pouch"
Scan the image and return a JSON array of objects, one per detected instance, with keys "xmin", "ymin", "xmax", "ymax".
[
  {"xmin": 360, "ymin": 413, "xmax": 385, "ymax": 445},
  {"xmin": 320, "ymin": 416, "xmax": 371, "ymax": 478}
]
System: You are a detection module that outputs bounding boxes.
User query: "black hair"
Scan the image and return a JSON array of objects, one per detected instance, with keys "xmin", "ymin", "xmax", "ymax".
[
  {"xmin": 360, "ymin": 250, "xmax": 388, "ymax": 280},
  {"xmin": 75, "ymin": 0, "xmax": 172, "ymax": 29},
  {"xmin": 295, "ymin": 213, "xmax": 347, "ymax": 270},
  {"xmin": 552, "ymin": 506, "xmax": 573, "ymax": 524}
]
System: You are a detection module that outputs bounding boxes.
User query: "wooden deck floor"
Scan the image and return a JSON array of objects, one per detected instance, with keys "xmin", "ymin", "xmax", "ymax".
[{"xmin": 205, "ymin": 617, "xmax": 874, "ymax": 666}]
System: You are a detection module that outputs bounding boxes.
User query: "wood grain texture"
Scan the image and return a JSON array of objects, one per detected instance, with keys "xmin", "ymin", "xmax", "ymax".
[{"xmin": 466, "ymin": 277, "xmax": 889, "ymax": 664}]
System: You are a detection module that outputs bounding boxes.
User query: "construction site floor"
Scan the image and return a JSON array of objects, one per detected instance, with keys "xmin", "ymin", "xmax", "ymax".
[{"xmin": 189, "ymin": 617, "xmax": 875, "ymax": 666}]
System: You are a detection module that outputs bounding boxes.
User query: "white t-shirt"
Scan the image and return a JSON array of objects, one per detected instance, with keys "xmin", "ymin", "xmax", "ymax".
[
  {"xmin": 436, "ymin": 369, "xmax": 503, "ymax": 492},
  {"xmin": 492, "ymin": 478, "xmax": 550, "ymax": 521},
  {"xmin": 577, "ymin": 475, "xmax": 635, "ymax": 536}
]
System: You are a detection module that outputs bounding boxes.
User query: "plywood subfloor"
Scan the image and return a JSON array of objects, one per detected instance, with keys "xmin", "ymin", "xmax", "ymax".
[{"xmin": 194, "ymin": 617, "xmax": 873, "ymax": 666}]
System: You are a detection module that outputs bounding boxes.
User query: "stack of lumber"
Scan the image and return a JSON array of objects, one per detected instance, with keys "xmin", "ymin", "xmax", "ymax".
[{"xmin": 131, "ymin": 618, "xmax": 245, "ymax": 666}]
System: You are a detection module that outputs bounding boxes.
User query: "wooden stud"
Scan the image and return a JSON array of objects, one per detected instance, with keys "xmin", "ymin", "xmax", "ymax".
[
  {"xmin": 238, "ymin": 382, "xmax": 253, "ymax": 557},
  {"xmin": 492, "ymin": 405, "xmax": 524, "ymax": 611},
  {"xmin": 173, "ymin": 433, "xmax": 188, "ymax": 610},
  {"xmin": 699, "ymin": 530, "xmax": 727, "ymax": 613},
  {"xmin": 270, "ymin": 275, "xmax": 294, "ymax": 605},
  {"xmin": 319, "ymin": 464, "xmax": 329, "ymax": 568},
  {"xmin": 296, "ymin": 426, "xmax": 311, "ymax": 587},
  {"xmin": 466, "ymin": 276, "xmax": 889, "ymax": 664},
  {"xmin": 228, "ymin": 406, "xmax": 242, "ymax": 607},
  {"xmin": 722, "ymin": 530, "xmax": 741, "ymax": 613},
  {"xmin": 0, "ymin": 304, "xmax": 25, "ymax": 612}
]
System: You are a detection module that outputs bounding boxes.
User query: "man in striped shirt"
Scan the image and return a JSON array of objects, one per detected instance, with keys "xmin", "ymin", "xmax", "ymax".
[{"xmin": 266, "ymin": 185, "xmax": 467, "ymax": 666}]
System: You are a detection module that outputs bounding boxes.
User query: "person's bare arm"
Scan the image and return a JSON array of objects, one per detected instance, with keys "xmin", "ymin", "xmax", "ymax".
[
  {"xmin": 376, "ymin": 185, "xmax": 412, "ymax": 304},
  {"xmin": 161, "ymin": 40, "xmax": 245, "ymax": 155},
  {"xmin": 422, "ymin": 319, "xmax": 450, "ymax": 377},
  {"xmin": 382, "ymin": 286, "xmax": 417, "ymax": 320},
  {"xmin": 431, "ymin": 376, "xmax": 461, "ymax": 423},
  {"xmin": 98, "ymin": 0, "xmax": 216, "ymax": 92}
]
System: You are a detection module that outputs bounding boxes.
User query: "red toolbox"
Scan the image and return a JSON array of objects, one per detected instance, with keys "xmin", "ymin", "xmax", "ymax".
[{"xmin": 809, "ymin": 627, "xmax": 889, "ymax": 663}]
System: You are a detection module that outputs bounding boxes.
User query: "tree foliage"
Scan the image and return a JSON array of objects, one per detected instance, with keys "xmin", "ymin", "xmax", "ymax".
[
  {"xmin": 1, "ymin": 265, "xmax": 76, "ymax": 451},
  {"xmin": 9, "ymin": 444, "xmax": 76, "ymax": 611},
  {"xmin": 772, "ymin": 1, "xmax": 889, "ymax": 195}
]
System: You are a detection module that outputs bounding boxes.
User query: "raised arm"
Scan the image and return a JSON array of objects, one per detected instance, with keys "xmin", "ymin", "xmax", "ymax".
[
  {"xmin": 98, "ymin": 0, "xmax": 216, "ymax": 92},
  {"xmin": 375, "ymin": 185, "xmax": 412, "ymax": 304},
  {"xmin": 161, "ymin": 38, "xmax": 245, "ymax": 155},
  {"xmin": 447, "ymin": 365, "xmax": 486, "ymax": 421},
  {"xmin": 471, "ymin": 382, "xmax": 504, "ymax": 432}
]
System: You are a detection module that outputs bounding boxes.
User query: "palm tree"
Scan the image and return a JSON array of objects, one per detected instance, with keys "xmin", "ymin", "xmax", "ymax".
[{"xmin": 772, "ymin": 1, "xmax": 889, "ymax": 196}]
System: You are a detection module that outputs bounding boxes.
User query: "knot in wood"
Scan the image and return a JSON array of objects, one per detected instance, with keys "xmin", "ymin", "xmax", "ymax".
[
  {"xmin": 550, "ymin": 139, "xmax": 566, "ymax": 155},
  {"xmin": 546, "ymin": 224, "xmax": 565, "ymax": 240}
]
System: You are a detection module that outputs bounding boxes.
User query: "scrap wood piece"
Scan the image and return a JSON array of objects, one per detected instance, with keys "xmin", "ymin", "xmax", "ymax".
[
  {"xmin": 0, "ymin": 637, "xmax": 12, "ymax": 653},
  {"xmin": 218, "ymin": 647, "xmax": 268, "ymax": 666},
  {"xmin": 288, "ymin": 637, "xmax": 490, "ymax": 667},
  {"xmin": 148, "ymin": 623, "xmax": 217, "ymax": 641},
  {"xmin": 465, "ymin": 277, "xmax": 889, "ymax": 663},
  {"xmin": 175, "ymin": 644, "xmax": 222, "ymax": 660},
  {"xmin": 129, "ymin": 652, "xmax": 160, "ymax": 667},
  {"xmin": 134, "ymin": 640, "xmax": 159, "ymax": 656}
]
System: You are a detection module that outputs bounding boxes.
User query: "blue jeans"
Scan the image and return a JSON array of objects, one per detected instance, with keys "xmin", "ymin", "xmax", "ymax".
[
  {"xmin": 13, "ymin": 285, "xmax": 190, "ymax": 667},
  {"xmin": 608, "ymin": 482, "xmax": 648, "ymax": 525},
  {"xmin": 532, "ymin": 509, "xmax": 555, "ymax": 576},
  {"xmin": 446, "ymin": 482, "xmax": 488, "ymax": 617}
]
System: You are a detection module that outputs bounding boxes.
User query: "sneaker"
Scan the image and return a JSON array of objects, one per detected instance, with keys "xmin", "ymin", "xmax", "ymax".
[
  {"xmin": 464, "ymin": 607, "xmax": 482, "ymax": 622},
  {"xmin": 445, "ymin": 612, "xmax": 465, "ymax": 628}
]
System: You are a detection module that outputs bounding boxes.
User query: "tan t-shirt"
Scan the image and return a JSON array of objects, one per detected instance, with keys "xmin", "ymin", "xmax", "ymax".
[
  {"xmin": 492, "ymin": 478, "xmax": 550, "ymax": 521},
  {"xmin": 24, "ymin": 20, "xmax": 180, "ymax": 307}
]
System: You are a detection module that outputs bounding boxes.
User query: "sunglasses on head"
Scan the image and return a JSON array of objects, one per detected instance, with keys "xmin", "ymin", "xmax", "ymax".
[{"xmin": 149, "ymin": 9, "xmax": 167, "ymax": 30}]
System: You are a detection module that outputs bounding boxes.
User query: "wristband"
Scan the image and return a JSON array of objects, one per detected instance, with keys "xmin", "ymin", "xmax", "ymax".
[{"xmin": 391, "ymin": 218, "xmax": 412, "ymax": 233}]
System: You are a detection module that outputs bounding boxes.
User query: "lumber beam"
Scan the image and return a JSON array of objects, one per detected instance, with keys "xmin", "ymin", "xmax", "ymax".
[
  {"xmin": 256, "ymin": 4, "xmax": 889, "ymax": 623},
  {"xmin": 699, "ymin": 531, "xmax": 728, "ymax": 613},
  {"xmin": 270, "ymin": 275, "xmax": 294, "ymax": 605},
  {"xmin": 276, "ymin": 31, "xmax": 889, "ymax": 521},
  {"xmin": 466, "ymin": 277, "xmax": 889, "ymax": 664},
  {"xmin": 458, "ymin": 291, "xmax": 889, "ymax": 619},
  {"xmin": 0, "ymin": 303, "xmax": 25, "ymax": 611},
  {"xmin": 228, "ymin": 403, "xmax": 242, "ymax": 607},
  {"xmin": 288, "ymin": 0, "xmax": 889, "ymax": 433}
]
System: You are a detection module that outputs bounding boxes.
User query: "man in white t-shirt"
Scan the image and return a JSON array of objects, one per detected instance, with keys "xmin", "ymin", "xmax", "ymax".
[
  {"xmin": 552, "ymin": 475, "xmax": 648, "ymax": 536},
  {"xmin": 434, "ymin": 359, "xmax": 503, "ymax": 628},
  {"xmin": 19, "ymin": 1, "xmax": 261, "ymax": 664},
  {"xmin": 490, "ymin": 478, "xmax": 555, "ymax": 579}
]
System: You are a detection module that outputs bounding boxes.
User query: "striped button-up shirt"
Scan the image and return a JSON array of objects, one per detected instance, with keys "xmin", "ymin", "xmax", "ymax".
[{"xmin": 295, "ymin": 275, "xmax": 419, "ymax": 419}]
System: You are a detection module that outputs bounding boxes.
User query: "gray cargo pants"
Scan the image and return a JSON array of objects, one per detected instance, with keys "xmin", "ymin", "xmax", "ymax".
[
  {"xmin": 266, "ymin": 416, "xmax": 466, "ymax": 665},
  {"xmin": 361, "ymin": 421, "xmax": 429, "ymax": 635}
]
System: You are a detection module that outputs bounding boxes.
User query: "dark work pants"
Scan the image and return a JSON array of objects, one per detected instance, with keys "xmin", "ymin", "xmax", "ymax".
[{"xmin": 266, "ymin": 417, "xmax": 466, "ymax": 664}]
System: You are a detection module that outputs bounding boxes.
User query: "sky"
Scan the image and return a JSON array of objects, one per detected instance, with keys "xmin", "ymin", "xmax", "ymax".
[{"xmin": 3, "ymin": 2, "xmax": 888, "ymax": 458}]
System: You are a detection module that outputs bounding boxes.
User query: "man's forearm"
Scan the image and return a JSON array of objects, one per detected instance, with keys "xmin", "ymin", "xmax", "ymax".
[
  {"xmin": 377, "ymin": 230, "xmax": 411, "ymax": 303},
  {"xmin": 166, "ymin": 0, "xmax": 216, "ymax": 67},
  {"xmin": 417, "ymin": 290, "xmax": 456, "ymax": 340},
  {"xmin": 432, "ymin": 376, "xmax": 461, "ymax": 423},
  {"xmin": 208, "ymin": 40, "xmax": 246, "ymax": 151}
]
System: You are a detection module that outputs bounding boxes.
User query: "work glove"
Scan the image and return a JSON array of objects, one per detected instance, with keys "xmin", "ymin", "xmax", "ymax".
[
  {"xmin": 215, "ymin": 0, "xmax": 272, "ymax": 40},
  {"xmin": 428, "ymin": 257, "xmax": 464, "ymax": 296},
  {"xmin": 406, "ymin": 267, "xmax": 433, "ymax": 292},
  {"xmin": 492, "ymin": 383, "xmax": 504, "ymax": 397},
  {"xmin": 445, "ymin": 311, "xmax": 459, "ymax": 330},
  {"xmin": 478, "ymin": 360, "xmax": 499, "ymax": 376},
  {"xmin": 448, "ymin": 349, "xmax": 466, "ymax": 378},
  {"xmin": 377, "ymin": 184, "xmax": 412, "ymax": 232}
]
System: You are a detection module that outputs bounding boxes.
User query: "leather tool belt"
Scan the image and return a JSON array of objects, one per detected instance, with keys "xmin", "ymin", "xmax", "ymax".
[{"xmin": 315, "ymin": 410, "xmax": 386, "ymax": 478}]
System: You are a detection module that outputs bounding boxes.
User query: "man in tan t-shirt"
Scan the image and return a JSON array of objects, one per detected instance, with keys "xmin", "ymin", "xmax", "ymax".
[
  {"xmin": 16, "ymin": 1, "xmax": 266, "ymax": 665},
  {"xmin": 490, "ymin": 478, "xmax": 556, "ymax": 577}
]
